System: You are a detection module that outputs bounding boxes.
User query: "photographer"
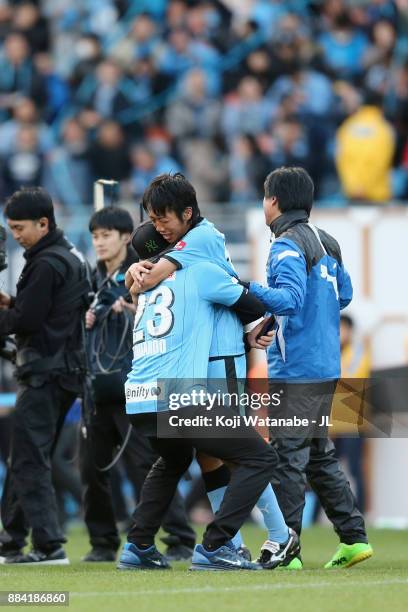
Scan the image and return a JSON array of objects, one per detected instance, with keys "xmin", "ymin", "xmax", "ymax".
[
  {"xmin": 81, "ymin": 207, "xmax": 195, "ymax": 562},
  {"xmin": 0, "ymin": 187, "xmax": 90, "ymax": 565}
]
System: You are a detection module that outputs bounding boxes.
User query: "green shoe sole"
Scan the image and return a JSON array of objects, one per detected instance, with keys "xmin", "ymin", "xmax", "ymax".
[
  {"xmin": 343, "ymin": 548, "xmax": 373, "ymax": 568},
  {"xmin": 324, "ymin": 543, "xmax": 373, "ymax": 569},
  {"xmin": 276, "ymin": 557, "xmax": 303, "ymax": 570}
]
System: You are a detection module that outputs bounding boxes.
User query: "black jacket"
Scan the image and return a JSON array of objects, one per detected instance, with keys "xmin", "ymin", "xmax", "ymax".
[{"xmin": 0, "ymin": 228, "xmax": 88, "ymax": 362}]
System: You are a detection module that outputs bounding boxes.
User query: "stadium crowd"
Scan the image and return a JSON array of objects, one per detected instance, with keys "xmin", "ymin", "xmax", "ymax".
[{"xmin": 0, "ymin": 0, "xmax": 407, "ymax": 208}]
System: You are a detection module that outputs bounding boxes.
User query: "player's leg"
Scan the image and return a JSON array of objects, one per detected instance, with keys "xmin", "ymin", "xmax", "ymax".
[
  {"xmin": 115, "ymin": 410, "xmax": 196, "ymax": 560},
  {"xmin": 202, "ymin": 356, "xmax": 245, "ymax": 551},
  {"xmin": 306, "ymin": 435, "xmax": 372, "ymax": 568},
  {"xmin": 205, "ymin": 355, "xmax": 294, "ymax": 566},
  {"xmin": 198, "ymin": 454, "xmax": 245, "ymax": 552},
  {"xmin": 223, "ymin": 355, "xmax": 290, "ymax": 548},
  {"xmin": 118, "ymin": 414, "xmax": 194, "ymax": 570},
  {"xmin": 187, "ymin": 405, "xmax": 287, "ymax": 570}
]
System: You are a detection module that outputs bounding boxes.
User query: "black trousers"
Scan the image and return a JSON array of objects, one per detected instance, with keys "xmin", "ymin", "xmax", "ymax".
[
  {"xmin": 270, "ymin": 381, "xmax": 368, "ymax": 544},
  {"xmin": 79, "ymin": 403, "xmax": 196, "ymax": 551},
  {"xmin": 128, "ymin": 406, "xmax": 277, "ymax": 550},
  {"xmin": 1, "ymin": 381, "xmax": 76, "ymax": 550}
]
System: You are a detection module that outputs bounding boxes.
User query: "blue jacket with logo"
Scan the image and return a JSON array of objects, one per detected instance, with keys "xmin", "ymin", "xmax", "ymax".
[{"xmin": 248, "ymin": 210, "xmax": 353, "ymax": 380}]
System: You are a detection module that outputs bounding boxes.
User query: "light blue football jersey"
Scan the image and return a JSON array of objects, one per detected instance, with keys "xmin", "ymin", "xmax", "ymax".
[
  {"xmin": 164, "ymin": 218, "xmax": 245, "ymax": 358},
  {"xmin": 125, "ymin": 261, "xmax": 244, "ymax": 415}
]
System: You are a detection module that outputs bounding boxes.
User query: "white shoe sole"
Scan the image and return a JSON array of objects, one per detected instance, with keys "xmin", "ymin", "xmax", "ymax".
[{"xmin": 2, "ymin": 558, "xmax": 70, "ymax": 566}]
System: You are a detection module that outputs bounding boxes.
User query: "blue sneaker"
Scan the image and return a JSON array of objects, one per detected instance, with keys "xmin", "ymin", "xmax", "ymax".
[
  {"xmin": 117, "ymin": 543, "xmax": 171, "ymax": 570},
  {"xmin": 190, "ymin": 544, "xmax": 261, "ymax": 571}
]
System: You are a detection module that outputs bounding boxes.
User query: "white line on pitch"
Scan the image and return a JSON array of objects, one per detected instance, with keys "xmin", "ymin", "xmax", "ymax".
[{"xmin": 70, "ymin": 578, "xmax": 408, "ymax": 598}]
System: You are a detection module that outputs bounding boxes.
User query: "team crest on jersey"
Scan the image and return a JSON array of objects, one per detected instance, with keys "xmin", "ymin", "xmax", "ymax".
[{"xmin": 175, "ymin": 240, "xmax": 186, "ymax": 250}]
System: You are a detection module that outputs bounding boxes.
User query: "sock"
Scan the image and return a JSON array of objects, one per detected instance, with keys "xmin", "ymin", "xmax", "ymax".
[
  {"xmin": 203, "ymin": 465, "xmax": 243, "ymax": 549},
  {"xmin": 131, "ymin": 542, "xmax": 152, "ymax": 550},
  {"xmin": 256, "ymin": 484, "xmax": 289, "ymax": 544}
]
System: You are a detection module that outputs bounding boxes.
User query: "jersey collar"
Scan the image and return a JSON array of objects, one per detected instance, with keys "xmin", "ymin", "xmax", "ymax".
[{"xmin": 270, "ymin": 210, "xmax": 309, "ymax": 238}]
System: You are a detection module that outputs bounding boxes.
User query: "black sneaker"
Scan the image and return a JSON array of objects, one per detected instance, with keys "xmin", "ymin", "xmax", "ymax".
[
  {"xmin": 164, "ymin": 544, "xmax": 194, "ymax": 562},
  {"xmin": 0, "ymin": 542, "xmax": 23, "ymax": 564},
  {"xmin": 257, "ymin": 529, "xmax": 300, "ymax": 570},
  {"xmin": 161, "ymin": 536, "xmax": 194, "ymax": 561},
  {"xmin": 81, "ymin": 548, "xmax": 117, "ymax": 562},
  {"xmin": 5, "ymin": 547, "xmax": 69, "ymax": 566}
]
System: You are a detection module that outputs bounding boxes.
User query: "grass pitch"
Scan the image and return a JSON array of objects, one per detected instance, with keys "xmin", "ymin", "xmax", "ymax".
[{"xmin": 1, "ymin": 526, "xmax": 407, "ymax": 612}]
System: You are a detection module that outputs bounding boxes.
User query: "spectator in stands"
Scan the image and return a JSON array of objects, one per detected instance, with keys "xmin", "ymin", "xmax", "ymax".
[
  {"xmin": 70, "ymin": 34, "xmax": 103, "ymax": 89},
  {"xmin": 229, "ymin": 133, "xmax": 269, "ymax": 203},
  {"xmin": 318, "ymin": 11, "xmax": 370, "ymax": 81},
  {"xmin": 266, "ymin": 12, "xmax": 315, "ymax": 81},
  {"xmin": 158, "ymin": 27, "xmax": 220, "ymax": 94},
  {"xmin": 0, "ymin": 32, "xmax": 46, "ymax": 109},
  {"xmin": 222, "ymin": 75, "xmax": 275, "ymax": 142},
  {"xmin": 166, "ymin": 68, "xmax": 221, "ymax": 144},
  {"xmin": 165, "ymin": 0, "xmax": 189, "ymax": 32},
  {"xmin": 44, "ymin": 118, "xmax": 93, "ymax": 208},
  {"xmin": 111, "ymin": 12, "xmax": 161, "ymax": 69},
  {"xmin": 269, "ymin": 117, "xmax": 312, "ymax": 175},
  {"xmin": 363, "ymin": 21, "xmax": 396, "ymax": 103},
  {"xmin": 183, "ymin": 132, "xmax": 230, "ymax": 203},
  {"xmin": 0, "ymin": 96, "xmax": 54, "ymax": 156},
  {"xmin": 75, "ymin": 59, "xmax": 134, "ymax": 123},
  {"xmin": 12, "ymin": 2, "xmax": 50, "ymax": 54},
  {"xmin": 268, "ymin": 62, "xmax": 334, "ymax": 120},
  {"xmin": 0, "ymin": 3, "xmax": 11, "ymax": 45},
  {"xmin": 1, "ymin": 125, "xmax": 44, "ymax": 198},
  {"xmin": 129, "ymin": 57, "xmax": 171, "ymax": 109},
  {"xmin": 34, "ymin": 53, "xmax": 70, "ymax": 122},
  {"xmin": 336, "ymin": 89, "xmax": 395, "ymax": 202},
  {"xmin": 89, "ymin": 120, "xmax": 130, "ymax": 184},
  {"xmin": 241, "ymin": 48, "xmax": 273, "ymax": 92},
  {"xmin": 129, "ymin": 142, "xmax": 180, "ymax": 200}
]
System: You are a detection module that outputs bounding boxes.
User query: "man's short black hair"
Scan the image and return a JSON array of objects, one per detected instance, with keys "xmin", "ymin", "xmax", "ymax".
[
  {"xmin": 4, "ymin": 187, "xmax": 56, "ymax": 230},
  {"xmin": 89, "ymin": 207, "xmax": 134, "ymax": 234},
  {"xmin": 264, "ymin": 166, "xmax": 314, "ymax": 215},
  {"xmin": 142, "ymin": 172, "xmax": 200, "ymax": 222}
]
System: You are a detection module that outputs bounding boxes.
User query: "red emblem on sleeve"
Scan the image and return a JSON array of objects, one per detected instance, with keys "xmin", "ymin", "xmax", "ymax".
[{"xmin": 175, "ymin": 241, "xmax": 186, "ymax": 250}]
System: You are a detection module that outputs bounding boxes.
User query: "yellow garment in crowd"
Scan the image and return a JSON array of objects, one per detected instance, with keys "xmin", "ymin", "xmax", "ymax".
[{"xmin": 336, "ymin": 105, "xmax": 395, "ymax": 202}]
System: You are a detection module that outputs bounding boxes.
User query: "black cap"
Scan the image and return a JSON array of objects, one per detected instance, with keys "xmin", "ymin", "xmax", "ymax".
[{"xmin": 131, "ymin": 220, "xmax": 171, "ymax": 260}]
